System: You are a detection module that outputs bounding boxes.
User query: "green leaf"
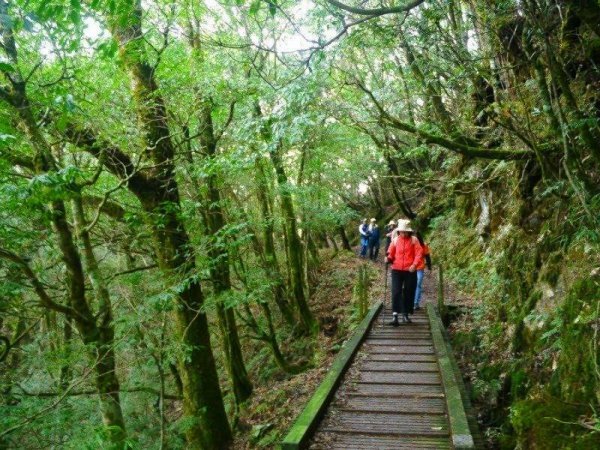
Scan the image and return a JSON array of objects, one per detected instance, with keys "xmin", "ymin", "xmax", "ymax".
[
  {"xmin": 69, "ymin": 0, "xmax": 81, "ymax": 26},
  {"xmin": 97, "ymin": 39, "xmax": 118, "ymax": 58},
  {"xmin": 249, "ymin": 0, "xmax": 261, "ymax": 15},
  {"xmin": 0, "ymin": 62, "xmax": 14, "ymax": 73}
]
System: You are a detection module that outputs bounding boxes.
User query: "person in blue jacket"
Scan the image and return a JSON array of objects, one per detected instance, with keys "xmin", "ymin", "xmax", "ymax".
[
  {"xmin": 358, "ymin": 218, "xmax": 370, "ymax": 258},
  {"xmin": 368, "ymin": 218, "xmax": 380, "ymax": 261}
]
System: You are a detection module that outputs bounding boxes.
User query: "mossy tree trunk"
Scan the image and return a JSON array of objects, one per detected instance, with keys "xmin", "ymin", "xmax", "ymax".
[
  {"xmin": 254, "ymin": 158, "xmax": 296, "ymax": 325},
  {"xmin": 254, "ymin": 104, "xmax": 316, "ymax": 334},
  {"xmin": 71, "ymin": 196, "xmax": 127, "ymax": 437},
  {"xmin": 69, "ymin": 2, "xmax": 233, "ymax": 447},
  {"xmin": 268, "ymin": 142, "xmax": 317, "ymax": 334},
  {"xmin": 338, "ymin": 225, "xmax": 352, "ymax": 251},
  {"xmin": 198, "ymin": 102, "xmax": 253, "ymax": 405}
]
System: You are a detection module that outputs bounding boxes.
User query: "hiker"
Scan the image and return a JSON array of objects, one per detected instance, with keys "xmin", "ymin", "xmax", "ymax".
[
  {"xmin": 384, "ymin": 220, "xmax": 396, "ymax": 253},
  {"xmin": 368, "ymin": 218, "xmax": 380, "ymax": 261},
  {"xmin": 414, "ymin": 232, "xmax": 432, "ymax": 311},
  {"xmin": 358, "ymin": 218, "xmax": 370, "ymax": 258},
  {"xmin": 386, "ymin": 220, "xmax": 423, "ymax": 325}
]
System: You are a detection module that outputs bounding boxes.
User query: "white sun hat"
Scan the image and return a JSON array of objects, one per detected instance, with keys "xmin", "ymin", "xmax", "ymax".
[{"xmin": 396, "ymin": 219, "xmax": 414, "ymax": 232}]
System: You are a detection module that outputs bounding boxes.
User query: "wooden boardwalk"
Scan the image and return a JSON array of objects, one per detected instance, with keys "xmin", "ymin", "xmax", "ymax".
[
  {"xmin": 309, "ymin": 307, "xmax": 453, "ymax": 449},
  {"xmin": 281, "ymin": 266, "xmax": 480, "ymax": 450}
]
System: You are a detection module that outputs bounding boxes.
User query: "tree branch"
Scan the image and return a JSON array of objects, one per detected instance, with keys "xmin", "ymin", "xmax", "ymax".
[
  {"xmin": 83, "ymin": 196, "xmax": 127, "ymax": 221},
  {"xmin": 0, "ymin": 147, "xmax": 35, "ymax": 170},
  {"xmin": 63, "ymin": 124, "xmax": 159, "ymax": 198},
  {"xmin": 326, "ymin": 0, "xmax": 426, "ymax": 16},
  {"xmin": 0, "ymin": 248, "xmax": 82, "ymax": 320},
  {"xmin": 107, "ymin": 264, "xmax": 158, "ymax": 281},
  {"xmin": 355, "ymin": 80, "xmax": 534, "ymax": 160},
  {"xmin": 215, "ymin": 100, "xmax": 236, "ymax": 142},
  {"xmin": 0, "ymin": 335, "xmax": 9, "ymax": 363},
  {"xmin": 16, "ymin": 385, "xmax": 181, "ymax": 400}
]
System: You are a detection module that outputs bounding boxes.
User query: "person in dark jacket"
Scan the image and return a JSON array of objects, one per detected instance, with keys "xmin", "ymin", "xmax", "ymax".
[
  {"xmin": 386, "ymin": 220, "xmax": 423, "ymax": 325},
  {"xmin": 368, "ymin": 218, "xmax": 380, "ymax": 260}
]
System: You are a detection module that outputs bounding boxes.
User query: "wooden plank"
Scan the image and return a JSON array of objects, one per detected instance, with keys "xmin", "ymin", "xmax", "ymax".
[
  {"xmin": 371, "ymin": 325, "xmax": 430, "ymax": 329},
  {"xmin": 339, "ymin": 396, "xmax": 446, "ymax": 414},
  {"xmin": 367, "ymin": 332, "xmax": 431, "ymax": 338},
  {"xmin": 365, "ymin": 338, "xmax": 434, "ymax": 346},
  {"xmin": 360, "ymin": 361, "xmax": 439, "ymax": 372},
  {"xmin": 313, "ymin": 433, "xmax": 452, "ymax": 450},
  {"xmin": 359, "ymin": 371, "xmax": 441, "ymax": 385},
  {"xmin": 349, "ymin": 383, "xmax": 444, "ymax": 396},
  {"xmin": 368, "ymin": 346, "xmax": 434, "ymax": 354},
  {"xmin": 365, "ymin": 354, "xmax": 437, "ymax": 362},
  {"xmin": 280, "ymin": 303, "xmax": 382, "ymax": 450},
  {"xmin": 321, "ymin": 411, "xmax": 449, "ymax": 436}
]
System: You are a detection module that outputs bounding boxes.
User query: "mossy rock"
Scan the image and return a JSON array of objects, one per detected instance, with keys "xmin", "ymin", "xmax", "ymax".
[
  {"xmin": 509, "ymin": 397, "xmax": 600, "ymax": 449},
  {"xmin": 509, "ymin": 369, "xmax": 530, "ymax": 400},
  {"xmin": 538, "ymin": 251, "xmax": 563, "ymax": 286},
  {"xmin": 557, "ymin": 277, "xmax": 600, "ymax": 404}
]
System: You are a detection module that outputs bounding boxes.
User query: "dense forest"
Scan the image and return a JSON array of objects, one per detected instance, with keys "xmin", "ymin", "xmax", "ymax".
[{"xmin": 0, "ymin": 0, "xmax": 598, "ymax": 449}]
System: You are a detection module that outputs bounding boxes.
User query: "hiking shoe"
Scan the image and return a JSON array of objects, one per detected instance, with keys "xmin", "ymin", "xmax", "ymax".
[
  {"xmin": 387, "ymin": 316, "xmax": 399, "ymax": 327},
  {"xmin": 404, "ymin": 314, "xmax": 412, "ymax": 323},
  {"xmin": 414, "ymin": 305, "xmax": 421, "ymax": 311}
]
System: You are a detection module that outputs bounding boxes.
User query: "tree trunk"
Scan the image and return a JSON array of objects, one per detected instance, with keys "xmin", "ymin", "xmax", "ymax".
[
  {"xmin": 71, "ymin": 196, "xmax": 127, "ymax": 441},
  {"xmin": 544, "ymin": 38, "xmax": 600, "ymax": 162},
  {"xmin": 328, "ymin": 234, "xmax": 339, "ymax": 252},
  {"xmin": 269, "ymin": 144, "xmax": 317, "ymax": 334},
  {"xmin": 99, "ymin": 2, "xmax": 233, "ymax": 445},
  {"xmin": 338, "ymin": 225, "xmax": 352, "ymax": 251},
  {"xmin": 199, "ymin": 103, "xmax": 252, "ymax": 405},
  {"xmin": 216, "ymin": 307, "xmax": 253, "ymax": 404},
  {"xmin": 172, "ymin": 280, "xmax": 231, "ymax": 448},
  {"xmin": 94, "ymin": 343, "xmax": 127, "ymax": 444},
  {"xmin": 252, "ymin": 160, "xmax": 296, "ymax": 324},
  {"xmin": 59, "ymin": 314, "xmax": 73, "ymax": 391}
]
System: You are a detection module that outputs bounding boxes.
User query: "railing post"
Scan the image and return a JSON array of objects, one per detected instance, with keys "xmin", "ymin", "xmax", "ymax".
[{"xmin": 437, "ymin": 264, "xmax": 446, "ymax": 321}]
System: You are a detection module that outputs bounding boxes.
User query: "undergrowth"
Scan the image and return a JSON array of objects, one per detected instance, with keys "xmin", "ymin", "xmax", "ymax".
[{"xmin": 233, "ymin": 250, "xmax": 380, "ymax": 448}]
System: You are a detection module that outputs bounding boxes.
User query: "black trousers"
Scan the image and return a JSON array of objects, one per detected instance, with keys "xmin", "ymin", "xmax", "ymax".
[
  {"xmin": 391, "ymin": 270, "xmax": 417, "ymax": 315},
  {"xmin": 369, "ymin": 240, "xmax": 380, "ymax": 260}
]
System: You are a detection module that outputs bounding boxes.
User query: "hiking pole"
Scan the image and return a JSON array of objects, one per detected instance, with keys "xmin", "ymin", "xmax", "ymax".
[{"xmin": 382, "ymin": 262, "xmax": 389, "ymax": 327}]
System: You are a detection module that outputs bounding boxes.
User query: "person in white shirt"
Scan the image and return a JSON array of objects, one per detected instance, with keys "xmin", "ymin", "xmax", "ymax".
[{"xmin": 358, "ymin": 218, "xmax": 370, "ymax": 257}]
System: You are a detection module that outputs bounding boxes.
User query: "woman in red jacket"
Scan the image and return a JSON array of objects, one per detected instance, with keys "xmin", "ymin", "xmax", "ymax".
[{"xmin": 386, "ymin": 220, "xmax": 423, "ymax": 325}]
